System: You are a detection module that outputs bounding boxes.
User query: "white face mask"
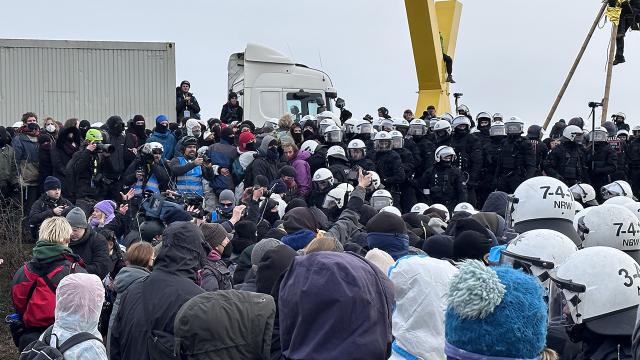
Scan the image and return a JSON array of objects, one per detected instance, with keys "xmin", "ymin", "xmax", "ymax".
[{"xmin": 45, "ymin": 124, "xmax": 56, "ymax": 133}]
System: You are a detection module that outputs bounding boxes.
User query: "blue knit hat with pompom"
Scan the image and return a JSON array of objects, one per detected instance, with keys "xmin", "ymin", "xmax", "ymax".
[{"xmin": 445, "ymin": 260, "xmax": 547, "ymax": 359}]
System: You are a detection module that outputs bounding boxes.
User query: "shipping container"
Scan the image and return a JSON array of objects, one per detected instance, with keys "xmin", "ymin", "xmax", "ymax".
[{"xmin": 0, "ymin": 38, "xmax": 176, "ymax": 129}]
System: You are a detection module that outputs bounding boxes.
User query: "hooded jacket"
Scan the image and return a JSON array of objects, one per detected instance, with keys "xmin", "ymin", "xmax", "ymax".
[
  {"xmin": 147, "ymin": 130, "xmax": 177, "ymax": 161},
  {"xmin": 68, "ymin": 229, "xmax": 111, "ymax": 279},
  {"xmin": 51, "ymin": 126, "xmax": 80, "ymax": 180},
  {"xmin": 174, "ymin": 290, "xmax": 275, "ymax": 359},
  {"xmin": 109, "ymin": 221, "xmax": 206, "ymax": 360},
  {"xmin": 42, "ymin": 273, "xmax": 108, "ymax": 360},
  {"xmin": 0, "ymin": 140, "xmax": 19, "ymax": 189},
  {"xmin": 245, "ymin": 135, "xmax": 279, "ymax": 188},
  {"xmin": 481, "ymin": 191, "xmax": 509, "ymax": 219},
  {"xmin": 255, "ymin": 245, "xmax": 297, "ymax": 295},
  {"xmin": 288, "ymin": 150, "xmax": 312, "ymax": 197},
  {"xmin": 388, "ymin": 256, "xmax": 458, "ymax": 360},
  {"xmin": 278, "ymin": 252, "xmax": 395, "ymax": 360}
]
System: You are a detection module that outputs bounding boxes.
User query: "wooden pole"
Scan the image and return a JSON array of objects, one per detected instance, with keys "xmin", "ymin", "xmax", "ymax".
[
  {"xmin": 601, "ymin": 23, "xmax": 618, "ymax": 124},
  {"xmin": 543, "ymin": 3, "xmax": 607, "ymax": 130}
]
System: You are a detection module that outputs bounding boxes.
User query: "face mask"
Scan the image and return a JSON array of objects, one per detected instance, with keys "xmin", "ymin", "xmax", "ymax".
[
  {"xmin": 192, "ymin": 131, "xmax": 201, "ymax": 138},
  {"xmin": 45, "ymin": 124, "xmax": 56, "ymax": 133},
  {"xmin": 292, "ymin": 133, "xmax": 303, "ymax": 143},
  {"xmin": 27, "ymin": 123, "xmax": 39, "ymax": 131},
  {"xmin": 156, "ymin": 124, "xmax": 168, "ymax": 133},
  {"xmin": 221, "ymin": 242, "xmax": 233, "ymax": 258},
  {"xmin": 245, "ymin": 142, "xmax": 256, "ymax": 151},
  {"xmin": 454, "ymin": 127, "xmax": 467, "ymax": 135},
  {"xmin": 303, "ymin": 130, "xmax": 314, "ymax": 139},
  {"xmin": 267, "ymin": 148, "xmax": 279, "ymax": 160}
]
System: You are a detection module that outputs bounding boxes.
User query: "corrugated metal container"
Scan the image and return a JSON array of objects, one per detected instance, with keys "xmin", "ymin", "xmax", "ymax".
[{"xmin": 0, "ymin": 39, "xmax": 176, "ymax": 128}]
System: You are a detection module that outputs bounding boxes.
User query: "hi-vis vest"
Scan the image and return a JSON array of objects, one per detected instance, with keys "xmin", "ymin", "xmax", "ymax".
[
  {"xmin": 176, "ymin": 157, "xmax": 203, "ymax": 195},
  {"xmin": 134, "ymin": 173, "xmax": 160, "ymax": 195}
]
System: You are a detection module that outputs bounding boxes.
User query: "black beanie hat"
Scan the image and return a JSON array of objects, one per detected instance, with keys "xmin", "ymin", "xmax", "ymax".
[
  {"xmin": 279, "ymin": 165, "xmax": 297, "ymax": 178},
  {"xmin": 228, "ymin": 92, "xmax": 238, "ymax": 101},
  {"xmin": 452, "ymin": 218, "xmax": 490, "ymax": 238},
  {"xmin": 285, "ymin": 198, "xmax": 306, "ymax": 214},
  {"xmin": 232, "ymin": 220, "xmax": 258, "ymax": 255},
  {"xmin": 43, "ymin": 176, "xmax": 62, "ymax": 191},
  {"xmin": 422, "ymin": 234, "xmax": 454, "ymax": 260},
  {"xmin": 358, "ymin": 205, "xmax": 377, "ymax": 227},
  {"xmin": 221, "ymin": 127, "xmax": 235, "ymax": 141},
  {"xmin": 366, "ymin": 212, "xmax": 407, "ymax": 235},
  {"xmin": 453, "ymin": 230, "xmax": 493, "ymax": 261},
  {"xmin": 264, "ymin": 228, "xmax": 286, "ymax": 240}
]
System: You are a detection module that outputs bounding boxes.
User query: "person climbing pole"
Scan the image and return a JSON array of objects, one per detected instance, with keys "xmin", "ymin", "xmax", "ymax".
[
  {"xmin": 441, "ymin": 33, "xmax": 455, "ymax": 83},
  {"xmin": 611, "ymin": 0, "xmax": 640, "ymax": 65}
]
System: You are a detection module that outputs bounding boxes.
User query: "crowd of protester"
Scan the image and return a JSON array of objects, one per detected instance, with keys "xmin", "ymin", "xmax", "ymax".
[{"xmin": 3, "ymin": 82, "xmax": 640, "ymax": 359}]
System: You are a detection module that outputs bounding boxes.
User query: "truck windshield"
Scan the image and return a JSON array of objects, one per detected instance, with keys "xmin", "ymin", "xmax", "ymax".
[{"xmin": 286, "ymin": 92, "xmax": 324, "ymax": 122}]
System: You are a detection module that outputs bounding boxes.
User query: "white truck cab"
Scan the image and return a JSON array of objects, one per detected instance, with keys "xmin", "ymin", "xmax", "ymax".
[{"xmin": 227, "ymin": 43, "xmax": 338, "ymax": 127}]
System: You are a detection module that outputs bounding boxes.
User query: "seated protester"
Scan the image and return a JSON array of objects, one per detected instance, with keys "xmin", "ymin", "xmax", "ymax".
[
  {"xmin": 231, "ymin": 220, "xmax": 258, "ymax": 256},
  {"xmin": 282, "ymin": 142, "xmax": 312, "ymax": 199},
  {"xmin": 122, "ymin": 142, "xmax": 171, "ymax": 199},
  {"xmin": 255, "ymin": 244, "xmax": 297, "ymax": 295},
  {"xmin": 422, "ymin": 234, "xmax": 455, "ymax": 260},
  {"xmin": 453, "ymin": 230, "xmax": 494, "ymax": 263},
  {"xmin": 10, "ymin": 217, "xmax": 86, "ymax": 351},
  {"xmin": 109, "ymin": 221, "xmax": 206, "ymax": 360},
  {"xmin": 278, "ymin": 252, "xmax": 394, "ymax": 359},
  {"xmin": 174, "ymin": 290, "xmax": 275, "ymax": 359},
  {"xmin": 33, "ymin": 273, "xmax": 107, "ymax": 360},
  {"xmin": 199, "ymin": 223, "xmax": 233, "ymax": 291},
  {"xmin": 28, "ymin": 176, "xmax": 73, "ymax": 238},
  {"xmin": 244, "ymin": 135, "xmax": 280, "ymax": 189},
  {"xmin": 235, "ymin": 238, "xmax": 283, "ymax": 292},
  {"xmin": 302, "ymin": 236, "xmax": 344, "ymax": 254},
  {"xmin": 107, "ymin": 242, "xmax": 154, "ymax": 355},
  {"xmin": 388, "ymin": 256, "xmax": 458, "ymax": 359},
  {"xmin": 66, "ymin": 207, "xmax": 111, "ymax": 279},
  {"xmin": 169, "ymin": 136, "xmax": 215, "ymax": 196},
  {"xmin": 366, "ymin": 212, "xmax": 410, "ymax": 261},
  {"xmin": 365, "ymin": 248, "xmax": 396, "ymax": 274},
  {"xmin": 280, "ymin": 169, "xmax": 372, "ymax": 251},
  {"xmin": 0, "ymin": 126, "xmax": 20, "ymax": 199}
]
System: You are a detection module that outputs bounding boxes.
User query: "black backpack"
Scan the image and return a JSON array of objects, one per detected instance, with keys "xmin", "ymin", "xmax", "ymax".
[{"xmin": 19, "ymin": 325, "xmax": 102, "ymax": 360}]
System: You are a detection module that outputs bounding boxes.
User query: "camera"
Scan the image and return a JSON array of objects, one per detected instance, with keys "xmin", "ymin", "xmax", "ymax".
[
  {"xmin": 453, "ymin": 93, "xmax": 463, "ymax": 98},
  {"xmin": 588, "ymin": 101, "xmax": 603, "ymax": 108},
  {"xmin": 347, "ymin": 166, "xmax": 369, "ymax": 181},
  {"xmin": 96, "ymin": 143, "xmax": 115, "ymax": 153}
]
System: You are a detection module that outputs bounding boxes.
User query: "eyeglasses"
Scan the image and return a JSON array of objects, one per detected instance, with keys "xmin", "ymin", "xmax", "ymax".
[{"xmin": 220, "ymin": 202, "xmax": 233, "ymax": 208}]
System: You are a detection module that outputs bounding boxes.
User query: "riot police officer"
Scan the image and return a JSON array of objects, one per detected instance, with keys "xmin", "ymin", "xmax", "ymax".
[
  {"xmin": 420, "ymin": 146, "xmax": 466, "ymax": 212},
  {"xmin": 372, "ymin": 131, "xmax": 405, "ymax": 206},
  {"xmin": 390, "ymin": 130, "xmax": 417, "ymax": 212},
  {"xmin": 526, "ymin": 125, "xmax": 548, "ymax": 176},
  {"xmin": 544, "ymin": 125, "xmax": 586, "ymax": 186},
  {"xmin": 495, "ymin": 117, "xmax": 535, "ymax": 194},
  {"xmin": 450, "ymin": 116, "xmax": 482, "ymax": 207},
  {"xmin": 626, "ymin": 127, "xmax": 640, "ymax": 195},
  {"xmin": 585, "ymin": 128, "xmax": 617, "ymax": 202},
  {"xmin": 474, "ymin": 112, "xmax": 493, "ymax": 206}
]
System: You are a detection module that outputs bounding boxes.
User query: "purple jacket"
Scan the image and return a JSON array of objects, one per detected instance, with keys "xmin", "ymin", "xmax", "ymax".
[{"xmin": 289, "ymin": 150, "xmax": 311, "ymax": 198}]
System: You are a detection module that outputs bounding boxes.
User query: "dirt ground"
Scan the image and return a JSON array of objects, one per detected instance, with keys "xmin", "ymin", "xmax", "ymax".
[{"xmin": 0, "ymin": 200, "xmax": 32, "ymax": 359}]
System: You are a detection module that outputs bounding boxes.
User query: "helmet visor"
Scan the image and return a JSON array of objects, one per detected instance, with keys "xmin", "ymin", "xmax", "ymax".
[
  {"xmin": 505, "ymin": 123, "xmax": 523, "ymax": 134},
  {"xmin": 490, "ymin": 126, "xmax": 506, "ymax": 137},
  {"xmin": 408, "ymin": 124, "xmax": 426, "ymax": 136},
  {"xmin": 500, "ymin": 250, "xmax": 555, "ymax": 278},
  {"xmin": 314, "ymin": 179, "xmax": 333, "ymax": 192},
  {"xmin": 325, "ymin": 131, "xmax": 343, "ymax": 143},
  {"xmin": 348, "ymin": 148, "xmax": 364, "ymax": 161},
  {"xmin": 371, "ymin": 197, "xmax": 392, "ymax": 211},
  {"xmin": 548, "ymin": 275, "xmax": 586, "ymax": 328},
  {"xmin": 374, "ymin": 139, "xmax": 392, "ymax": 152},
  {"xmin": 322, "ymin": 195, "xmax": 340, "ymax": 209},
  {"xmin": 392, "ymin": 137, "xmax": 403, "ymax": 149},
  {"xmin": 358, "ymin": 123, "xmax": 372, "ymax": 134},
  {"xmin": 319, "ymin": 123, "xmax": 331, "ymax": 135}
]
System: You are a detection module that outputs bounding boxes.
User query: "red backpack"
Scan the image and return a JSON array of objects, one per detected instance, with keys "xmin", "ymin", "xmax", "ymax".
[{"xmin": 11, "ymin": 262, "xmax": 79, "ymax": 328}]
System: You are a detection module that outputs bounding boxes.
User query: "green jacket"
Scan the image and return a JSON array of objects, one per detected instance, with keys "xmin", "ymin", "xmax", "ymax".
[{"xmin": 0, "ymin": 145, "xmax": 19, "ymax": 187}]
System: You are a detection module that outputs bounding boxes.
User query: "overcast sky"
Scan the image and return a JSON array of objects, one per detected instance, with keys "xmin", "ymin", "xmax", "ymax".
[{"xmin": 1, "ymin": 0, "xmax": 639, "ymax": 128}]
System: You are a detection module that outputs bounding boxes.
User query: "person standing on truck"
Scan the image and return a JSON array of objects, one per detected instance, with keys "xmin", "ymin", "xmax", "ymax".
[
  {"xmin": 176, "ymin": 80, "xmax": 201, "ymax": 123},
  {"xmin": 220, "ymin": 92, "xmax": 244, "ymax": 124}
]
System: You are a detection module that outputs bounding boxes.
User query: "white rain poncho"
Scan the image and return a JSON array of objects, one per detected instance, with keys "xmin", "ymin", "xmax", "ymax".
[
  {"xmin": 42, "ymin": 273, "xmax": 107, "ymax": 359},
  {"xmin": 388, "ymin": 256, "xmax": 458, "ymax": 360}
]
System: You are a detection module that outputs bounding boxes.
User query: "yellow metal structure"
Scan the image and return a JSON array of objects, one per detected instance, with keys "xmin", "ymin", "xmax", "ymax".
[{"xmin": 404, "ymin": 0, "xmax": 462, "ymax": 115}]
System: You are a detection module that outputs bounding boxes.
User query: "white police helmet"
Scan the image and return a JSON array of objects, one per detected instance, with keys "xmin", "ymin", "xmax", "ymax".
[
  {"xmin": 602, "ymin": 180, "xmax": 636, "ymax": 200},
  {"xmin": 576, "ymin": 204, "xmax": 640, "ymax": 261},
  {"xmin": 411, "ymin": 203, "xmax": 430, "ymax": 214},
  {"xmin": 548, "ymin": 247, "xmax": 640, "ymax": 335},
  {"xmin": 380, "ymin": 206, "xmax": 402, "ymax": 217},
  {"xmin": 500, "ymin": 229, "xmax": 577, "ymax": 294},
  {"xmin": 569, "ymin": 183, "xmax": 598, "ymax": 206},
  {"xmin": 301, "ymin": 140, "xmax": 319, "ymax": 154},
  {"xmin": 371, "ymin": 189, "xmax": 393, "ymax": 211}
]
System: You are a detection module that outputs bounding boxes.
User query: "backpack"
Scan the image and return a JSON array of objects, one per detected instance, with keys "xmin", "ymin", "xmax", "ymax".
[
  {"xmin": 11, "ymin": 262, "xmax": 78, "ymax": 328},
  {"xmin": 231, "ymin": 157, "xmax": 245, "ymax": 185},
  {"xmin": 19, "ymin": 325, "xmax": 102, "ymax": 360}
]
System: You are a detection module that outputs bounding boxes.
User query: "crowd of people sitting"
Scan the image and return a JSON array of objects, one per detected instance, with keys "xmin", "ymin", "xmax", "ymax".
[{"xmin": 3, "ymin": 85, "xmax": 640, "ymax": 359}]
